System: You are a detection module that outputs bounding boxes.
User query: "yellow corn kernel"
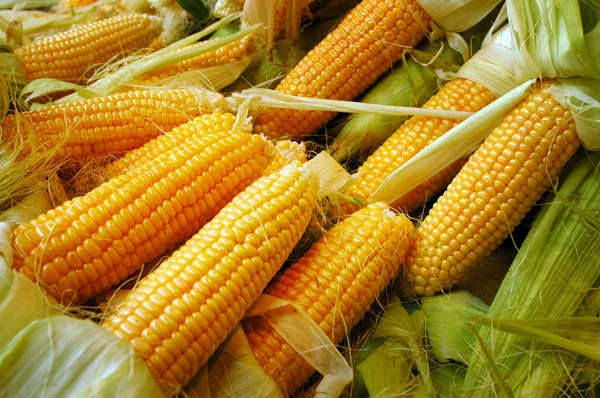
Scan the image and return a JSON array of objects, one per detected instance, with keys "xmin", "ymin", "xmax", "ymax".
[
  {"xmin": 102, "ymin": 161, "xmax": 318, "ymax": 390},
  {"xmin": 62, "ymin": 0, "xmax": 97, "ymax": 7},
  {"xmin": 12, "ymin": 127, "xmax": 269, "ymax": 305},
  {"xmin": 15, "ymin": 13, "xmax": 162, "ymax": 82},
  {"xmin": 406, "ymin": 80, "xmax": 581, "ymax": 297},
  {"xmin": 341, "ymin": 78, "xmax": 496, "ymax": 215},
  {"xmin": 1, "ymin": 89, "xmax": 226, "ymax": 167},
  {"xmin": 105, "ymin": 112, "xmax": 238, "ymax": 176},
  {"xmin": 252, "ymin": 0, "xmax": 430, "ymax": 139},
  {"xmin": 243, "ymin": 202, "xmax": 414, "ymax": 395}
]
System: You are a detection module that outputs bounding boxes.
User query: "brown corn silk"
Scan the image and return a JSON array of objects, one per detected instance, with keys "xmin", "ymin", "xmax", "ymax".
[
  {"xmin": 243, "ymin": 202, "xmax": 414, "ymax": 395},
  {"xmin": 102, "ymin": 161, "xmax": 319, "ymax": 390},
  {"xmin": 15, "ymin": 13, "xmax": 162, "ymax": 82},
  {"xmin": 252, "ymin": 0, "xmax": 431, "ymax": 139},
  {"xmin": 405, "ymin": 80, "xmax": 581, "ymax": 296},
  {"xmin": 340, "ymin": 78, "xmax": 495, "ymax": 216},
  {"xmin": 11, "ymin": 125, "xmax": 268, "ymax": 305},
  {"xmin": 0, "ymin": 89, "xmax": 225, "ymax": 167},
  {"xmin": 138, "ymin": 35, "xmax": 253, "ymax": 84}
]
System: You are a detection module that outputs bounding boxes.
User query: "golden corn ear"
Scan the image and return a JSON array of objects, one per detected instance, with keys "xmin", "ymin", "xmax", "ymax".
[
  {"xmin": 105, "ymin": 112, "xmax": 238, "ymax": 177},
  {"xmin": 253, "ymin": 0, "xmax": 430, "ymax": 139},
  {"xmin": 1, "ymin": 89, "xmax": 226, "ymax": 167},
  {"xmin": 139, "ymin": 35, "xmax": 253, "ymax": 84},
  {"xmin": 102, "ymin": 162, "xmax": 318, "ymax": 390},
  {"xmin": 405, "ymin": 81, "xmax": 581, "ymax": 297},
  {"xmin": 263, "ymin": 139, "xmax": 307, "ymax": 175},
  {"xmin": 15, "ymin": 13, "xmax": 162, "ymax": 82},
  {"xmin": 243, "ymin": 202, "xmax": 414, "ymax": 395},
  {"xmin": 341, "ymin": 78, "xmax": 495, "ymax": 215},
  {"xmin": 11, "ymin": 128, "xmax": 268, "ymax": 305}
]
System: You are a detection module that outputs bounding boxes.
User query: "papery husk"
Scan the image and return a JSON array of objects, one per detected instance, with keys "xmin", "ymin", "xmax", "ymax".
[
  {"xmin": 421, "ymin": 291, "xmax": 488, "ymax": 364},
  {"xmin": 415, "ymin": 0, "xmax": 502, "ymax": 32}
]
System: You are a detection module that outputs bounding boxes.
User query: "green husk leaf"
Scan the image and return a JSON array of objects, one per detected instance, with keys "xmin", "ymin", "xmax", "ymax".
[
  {"xmin": 507, "ymin": 0, "xmax": 600, "ymax": 82},
  {"xmin": 176, "ymin": 0, "xmax": 211, "ymax": 23},
  {"xmin": 370, "ymin": 79, "xmax": 535, "ymax": 205},
  {"xmin": 20, "ymin": 78, "xmax": 99, "ymax": 108},
  {"xmin": 464, "ymin": 150, "xmax": 600, "ymax": 394},
  {"xmin": 431, "ymin": 366, "xmax": 467, "ymax": 398},
  {"xmin": 415, "ymin": 0, "xmax": 502, "ymax": 32},
  {"xmin": 235, "ymin": 88, "xmax": 473, "ymax": 119},
  {"xmin": 471, "ymin": 317, "xmax": 600, "ymax": 361},
  {"xmin": 0, "ymin": 250, "xmax": 163, "ymax": 397},
  {"xmin": 0, "ymin": 0, "xmax": 59, "ymax": 9},
  {"xmin": 354, "ymin": 295, "xmax": 434, "ymax": 397},
  {"xmin": 421, "ymin": 291, "xmax": 489, "ymax": 363},
  {"xmin": 548, "ymin": 77, "xmax": 600, "ymax": 150}
]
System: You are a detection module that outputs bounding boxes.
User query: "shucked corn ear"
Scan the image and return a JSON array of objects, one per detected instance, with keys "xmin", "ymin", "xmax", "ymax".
[
  {"xmin": 102, "ymin": 160, "xmax": 320, "ymax": 391},
  {"xmin": 243, "ymin": 202, "xmax": 414, "ymax": 395},
  {"xmin": 253, "ymin": 0, "xmax": 430, "ymax": 139},
  {"xmin": 138, "ymin": 35, "xmax": 253, "ymax": 84},
  {"xmin": 11, "ymin": 123, "xmax": 269, "ymax": 305},
  {"xmin": 15, "ymin": 13, "xmax": 162, "ymax": 82},
  {"xmin": 406, "ymin": 80, "xmax": 580, "ymax": 296},
  {"xmin": 1, "ymin": 89, "xmax": 227, "ymax": 167},
  {"xmin": 341, "ymin": 78, "xmax": 495, "ymax": 215},
  {"xmin": 105, "ymin": 112, "xmax": 238, "ymax": 177},
  {"xmin": 71, "ymin": 112, "xmax": 240, "ymax": 196}
]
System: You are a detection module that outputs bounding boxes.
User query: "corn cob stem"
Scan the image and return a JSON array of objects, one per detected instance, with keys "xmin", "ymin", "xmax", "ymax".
[
  {"xmin": 11, "ymin": 122, "xmax": 269, "ymax": 305},
  {"xmin": 340, "ymin": 78, "xmax": 496, "ymax": 216},
  {"xmin": 15, "ymin": 13, "xmax": 162, "ymax": 82},
  {"xmin": 405, "ymin": 80, "xmax": 581, "ymax": 297},
  {"xmin": 102, "ymin": 159, "xmax": 322, "ymax": 391},
  {"xmin": 243, "ymin": 202, "xmax": 414, "ymax": 395},
  {"xmin": 252, "ymin": 0, "xmax": 431, "ymax": 139}
]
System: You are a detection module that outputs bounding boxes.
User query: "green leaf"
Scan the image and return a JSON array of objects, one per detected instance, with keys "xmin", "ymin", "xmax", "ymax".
[{"xmin": 177, "ymin": 0, "xmax": 212, "ymax": 23}]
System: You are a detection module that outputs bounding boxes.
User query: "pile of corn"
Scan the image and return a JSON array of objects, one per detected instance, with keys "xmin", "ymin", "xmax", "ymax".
[{"xmin": 0, "ymin": 0, "xmax": 598, "ymax": 397}]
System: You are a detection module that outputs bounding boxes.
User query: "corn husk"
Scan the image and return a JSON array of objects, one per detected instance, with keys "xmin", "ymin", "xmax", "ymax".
[
  {"xmin": 351, "ymin": 295, "xmax": 433, "ymax": 397},
  {"xmin": 431, "ymin": 366, "xmax": 467, "ymax": 398},
  {"xmin": 415, "ymin": 0, "xmax": 502, "ymax": 33},
  {"xmin": 421, "ymin": 291, "xmax": 488, "ymax": 364},
  {"xmin": 462, "ymin": 150, "xmax": 600, "ymax": 395},
  {"xmin": 0, "ymin": 0, "xmax": 59, "ymax": 9},
  {"xmin": 0, "ymin": 197, "xmax": 162, "ymax": 398}
]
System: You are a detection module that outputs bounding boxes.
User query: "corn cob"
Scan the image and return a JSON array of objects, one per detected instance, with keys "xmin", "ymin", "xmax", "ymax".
[
  {"xmin": 340, "ymin": 78, "xmax": 495, "ymax": 215},
  {"xmin": 405, "ymin": 80, "xmax": 581, "ymax": 297},
  {"xmin": 11, "ymin": 125, "xmax": 269, "ymax": 305},
  {"xmin": 139, "ymin": 35, "xmax": 253, "ymax": 84},
  {"xmin": 105, "ymin": 112, "xmax": 238, "ymax": 176},
  {"xmin": 252, "ymin": 0, "xmax": 430, "ymax": 139},
  {"xmin": 15, "ymin": 13, "xmax": 162, "ymax": 82},
  {"xmin": 243, "ymin": 202, "xmax": 414, "ymax": 395},
  {"xmin": 1, "ymin": 89, "xmax": 226, "ymax": 167},
  {"xmin": 102, "ymin": 160, "xmax": 319, "ymax": 390}
]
